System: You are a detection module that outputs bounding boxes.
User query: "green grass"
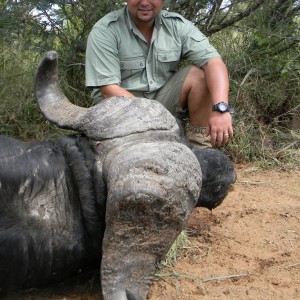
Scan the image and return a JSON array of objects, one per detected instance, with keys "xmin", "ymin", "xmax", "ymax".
[{"xmin": 159, "ymin": 231, "xmax": 191, "ymax": 269}]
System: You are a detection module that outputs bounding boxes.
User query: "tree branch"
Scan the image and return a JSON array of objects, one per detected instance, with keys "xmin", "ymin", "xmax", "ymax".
[
  {"xmin": 205, "ymin": 0, "xmax": 223, "ymax": 31},
  {"xmin": 203, "ymin": 0, "xmax": 266, "ymax": 36}
]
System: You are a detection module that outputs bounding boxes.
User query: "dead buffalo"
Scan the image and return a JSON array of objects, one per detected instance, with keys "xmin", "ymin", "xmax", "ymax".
[{"xmin": 0, "ymin": 51, "xmax": 236, "ymax": 299}]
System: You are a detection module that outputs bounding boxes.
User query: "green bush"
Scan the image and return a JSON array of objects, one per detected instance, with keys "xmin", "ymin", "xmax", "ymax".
[{"xmin": 0, "ymin": 44, "xmax": 70, "ymax": 140}]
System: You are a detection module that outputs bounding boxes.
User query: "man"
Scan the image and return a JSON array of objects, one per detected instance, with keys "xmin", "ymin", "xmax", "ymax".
[{"xmin": 85, "ymin": 0, "xmax": 234, "ymax": 147}]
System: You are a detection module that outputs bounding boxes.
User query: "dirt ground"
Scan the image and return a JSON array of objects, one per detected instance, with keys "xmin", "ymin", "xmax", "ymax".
[
  {"xmin": 148, "ymin": 164, "xmax": 300, "ymax": 300},
  {"xmin": 6, "ymin": 164, "xmax": 300, "ymax": 300}
]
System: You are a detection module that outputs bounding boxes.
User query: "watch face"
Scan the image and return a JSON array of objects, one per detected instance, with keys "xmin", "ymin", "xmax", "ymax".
[
  {"xmin": 213, "ymin": 102, "xmax": 231, "ymax": 113},
  {"xmin": 218, "ymin": 102, "xmax": 228, "ymax": 112}
]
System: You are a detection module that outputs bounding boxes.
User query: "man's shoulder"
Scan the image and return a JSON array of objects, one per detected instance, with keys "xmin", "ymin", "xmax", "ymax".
[
  {"xmin": 93, "ymin": 7, "xmax": 125, "ymax": 28},
  {"xmin": 161, "ymin": 10, "xmax": 187, "ymax": 23}
]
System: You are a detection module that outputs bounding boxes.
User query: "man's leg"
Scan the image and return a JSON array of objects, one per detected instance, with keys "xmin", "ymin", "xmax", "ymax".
[
  {"xmin": 155, "ymin": 65, "xmax": 212, "ymax": 148},
  {"xmin": 178, "ymin": 65, "xmax": 211, "ymax": 127},
  {"xmin": 154, "ymin": 65, "xmax": 191, "ymax": 120},
  {"xmin": 178, "ymin": 65, "xmax": 212, "ymax": 147}
]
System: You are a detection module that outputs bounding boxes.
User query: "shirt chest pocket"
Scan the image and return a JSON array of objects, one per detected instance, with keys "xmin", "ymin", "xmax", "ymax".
[
  {"xmin": 157, "ymin": 51, "xmax": 181, "ymax": 63},
  {"xmin": 120, "ymin": 58, "xmax": 146, "ymax": 80},
  {"xmin": 156, "ymin": 50, "xmax": 181, "ymax": 80}
]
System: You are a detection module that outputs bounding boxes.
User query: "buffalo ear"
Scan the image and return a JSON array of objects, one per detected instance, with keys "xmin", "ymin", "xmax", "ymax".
[{"xmin": 193, "ymin": 147, "xmax": 236, "ymax": 210}]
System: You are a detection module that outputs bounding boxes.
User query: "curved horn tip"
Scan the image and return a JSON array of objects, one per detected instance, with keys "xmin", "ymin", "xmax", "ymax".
[{"xmin": 45, "ymin": 50, "xmax": 58, "ymax": 61}]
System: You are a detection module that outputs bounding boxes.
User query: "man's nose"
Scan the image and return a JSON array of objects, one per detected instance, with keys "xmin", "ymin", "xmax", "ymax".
[{"xmin": 139, "ymin": 0, "xmax": 152, "ymax": 6}]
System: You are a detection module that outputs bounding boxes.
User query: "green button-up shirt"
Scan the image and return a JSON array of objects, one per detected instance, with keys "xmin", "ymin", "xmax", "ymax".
[{"xmin": 85, "ymin": 6, "xmax": 220, "ymax": 99}]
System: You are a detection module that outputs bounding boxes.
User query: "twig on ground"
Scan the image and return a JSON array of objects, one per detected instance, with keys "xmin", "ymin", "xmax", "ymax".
[
  {"xmin": 155, "ymin": 271, "xmax": 200, "ymax": 281},
  {"xmin": 283, "ymin": 262, "xmax": 300, "ymax": 270},
  {"xmin": 202, "ymin": 273, "xmax": 253, "ymax": 282},
  {"xmin": 237, "ymin": 180, "xmax": 267, "ymax": 185},
  {"xmin": 156, "ymin": 271, "xmax": 254, "ymax": 283},
  {"xmin": 275, "ymin": 141, "xmax": 299, "ymax": 156}
]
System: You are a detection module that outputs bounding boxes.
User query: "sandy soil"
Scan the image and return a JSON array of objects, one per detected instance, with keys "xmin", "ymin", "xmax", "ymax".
[
  {"xmin": 6, "ymin": 164, "xmax": 300, "ymax": 300},
  {"xmin": 149, "ymin": 164, "xmax": 300, "ymax": 300}
]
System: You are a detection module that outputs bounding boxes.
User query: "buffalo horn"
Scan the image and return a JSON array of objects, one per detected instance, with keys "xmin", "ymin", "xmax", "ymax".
[
  {"xmin": 35, "ymin": 51, "xmax": 88, "ymax": 131},
  {"xmin": 35, "ymin": 51, "xmax": 178, "ymax": 140}
]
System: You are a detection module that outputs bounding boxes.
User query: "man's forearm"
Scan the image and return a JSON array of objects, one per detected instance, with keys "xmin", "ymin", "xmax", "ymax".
[
  {"xmin": 202, "ymin": 58, "xmax": 229, "ymax": 104},
  {"xmin": 100, "ymin": 84, "xmax": 135, "ymax": 99}
]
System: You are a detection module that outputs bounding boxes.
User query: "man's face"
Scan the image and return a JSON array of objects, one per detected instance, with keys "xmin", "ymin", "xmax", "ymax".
[{"xmin": 127, "ymin": 0, "xmax": 163, "ymax": 25}]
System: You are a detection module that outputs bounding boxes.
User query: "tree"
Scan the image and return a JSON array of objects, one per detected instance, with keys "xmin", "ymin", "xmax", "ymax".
[
  {"xmin": 167, "ymin": 0, "xmax": 266, "ymax": 36},
  {"xmin": 1, "ymin": 0, "xmax": 126, "ymax": 104},
  {"xmin": 230, "ymin": 0, "xmax": 300, "ymax": 126},
  {"xmin": 2, "ymin": 0, "xmax": 298, "ymax": 103}
]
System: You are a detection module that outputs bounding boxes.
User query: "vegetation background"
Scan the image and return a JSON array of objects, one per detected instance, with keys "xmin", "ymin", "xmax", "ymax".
[{"xmin": 0, "ymin": 0, "xmax": 299, "ymax": 167}]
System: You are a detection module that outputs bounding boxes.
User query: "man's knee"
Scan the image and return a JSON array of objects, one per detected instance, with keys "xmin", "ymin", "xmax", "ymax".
[
  {"xmin": 187, "ymin": 65, "xmax": 206, "ymax": 84},
  {"xmin": 179, "ymin": 65, "xmax": 211, "ymax": 120},
  {"xmin": 180, "ymin": 65, "xmax": 208, "ymax": 102}
]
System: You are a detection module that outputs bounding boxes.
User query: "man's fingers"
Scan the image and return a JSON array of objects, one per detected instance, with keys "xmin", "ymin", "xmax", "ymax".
[{"xmin": 210, "ymin": 129, "xmax": 233, "ymax": 146}]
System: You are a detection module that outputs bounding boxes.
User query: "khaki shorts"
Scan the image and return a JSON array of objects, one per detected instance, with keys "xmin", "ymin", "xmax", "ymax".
[
  {"xmin": 154, "ymin": 65, "xmax": 191, "ymax": 120},
  {"xmin": 91, "ymin": 65, "xmax": 192, "ymax": 121}
]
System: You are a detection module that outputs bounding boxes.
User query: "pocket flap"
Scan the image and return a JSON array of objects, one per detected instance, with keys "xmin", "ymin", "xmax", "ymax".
[
  {"xmin": 120, "ymin": 59, "xmax": 146, "ymax": 70},
  {"xmin": 157, "ymin": 50, "xmax": 181, "ymax": 63}
]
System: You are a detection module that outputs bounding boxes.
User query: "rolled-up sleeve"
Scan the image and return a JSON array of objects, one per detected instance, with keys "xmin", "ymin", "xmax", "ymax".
[
  {"xmin": 181, "ymin": 21, "xmax": 220, "ymax": 67},
  {"xmin": 85, "ymin": 25, "xmax": 121, "ymax": 87}
]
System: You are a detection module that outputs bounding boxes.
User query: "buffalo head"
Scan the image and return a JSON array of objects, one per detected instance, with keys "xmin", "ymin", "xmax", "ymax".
[{"xmin": 35, "ymin": 51, "xmax": 203, "ymax": 299}]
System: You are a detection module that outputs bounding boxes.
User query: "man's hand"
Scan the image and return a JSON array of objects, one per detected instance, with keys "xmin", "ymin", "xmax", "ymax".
[
  {"xmin": 100, "ymin": 84, "xmax": 134, "ymax": 99},
  {"xmin": 206, "ymin": 111, "xmax": 233, "ymax": 146}
]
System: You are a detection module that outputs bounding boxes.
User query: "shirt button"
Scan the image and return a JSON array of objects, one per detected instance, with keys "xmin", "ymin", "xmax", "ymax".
[
  {"xmin": 140, "ymin": 63, "xmax": 143, "ymax": 66},
  {"xmin": 163, "ymin": 56, "xmax": 167, "ymax": 60},
  {"xmin": 150, "ymin": 81, "xmax": 153, "ymax": 84}
]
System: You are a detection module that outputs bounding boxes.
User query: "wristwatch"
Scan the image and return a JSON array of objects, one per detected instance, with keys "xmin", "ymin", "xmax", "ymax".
[{"xmin": 212, "ymin": 102, "xmax": 235, "ymax": 114}]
